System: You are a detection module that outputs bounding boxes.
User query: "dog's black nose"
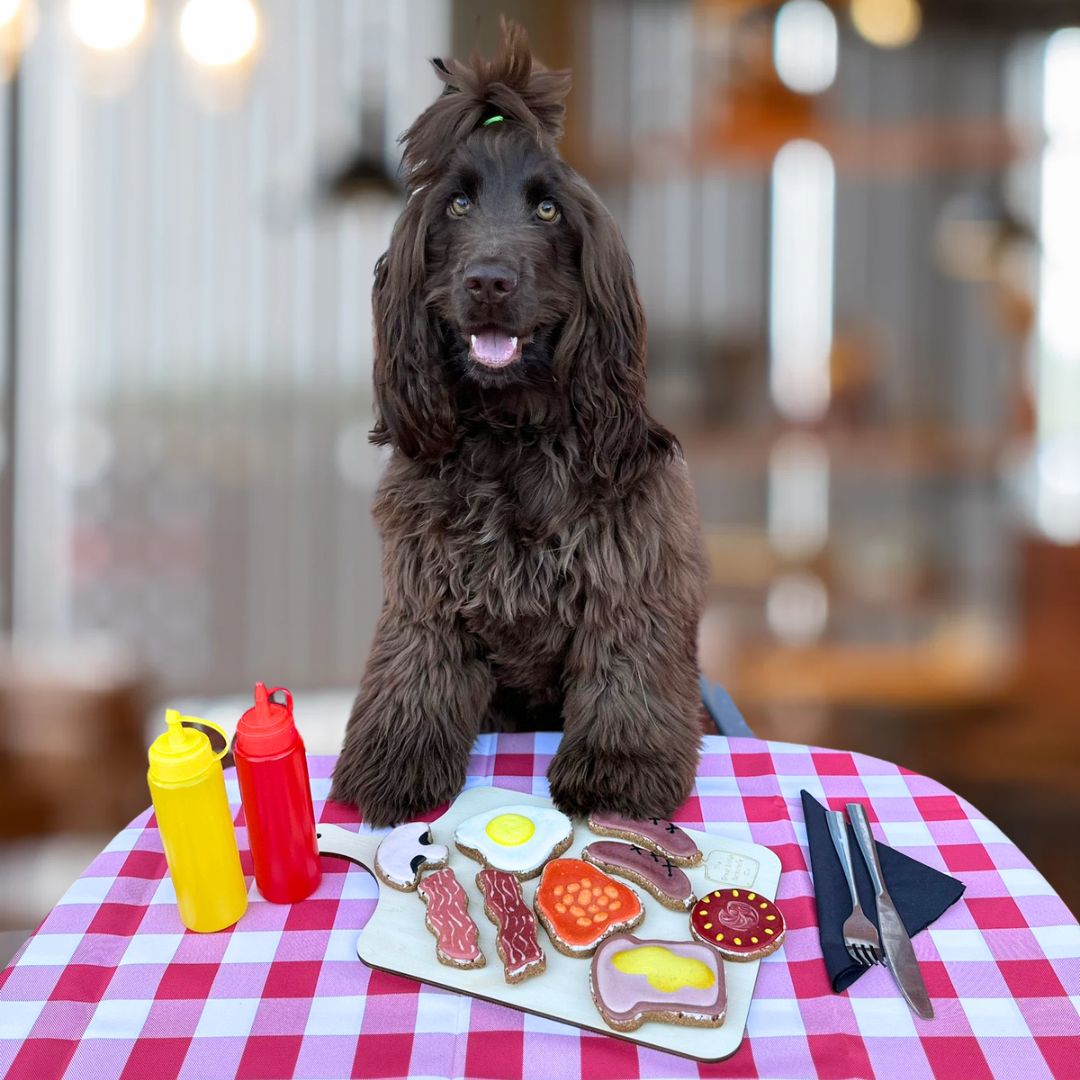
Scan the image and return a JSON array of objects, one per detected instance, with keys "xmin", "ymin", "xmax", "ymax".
[{"xmin": 464, "ymin": 263, "xmax": 518, "ymax": 303}]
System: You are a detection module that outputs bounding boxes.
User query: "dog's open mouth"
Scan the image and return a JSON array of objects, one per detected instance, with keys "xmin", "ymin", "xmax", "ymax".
[{"xmin": 468, "ymin": 328, "xmax": 526, "ymax": 369}]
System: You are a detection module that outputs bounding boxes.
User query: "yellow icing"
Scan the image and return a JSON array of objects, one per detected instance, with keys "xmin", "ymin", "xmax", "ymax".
[
  {"xmin": 485, "ymin": 813, "xmax": 535, "ymax": 847},
  {"xmin": 748, "ymin": 893, "xmax": 756, "ymax": 900},
  {"xmin": 734, "ymin": 937, "xmax": 742, "ymax": 946},
  {"xmin": 612, "ymin": 946, "xmax": 715, "ymax": 994}
]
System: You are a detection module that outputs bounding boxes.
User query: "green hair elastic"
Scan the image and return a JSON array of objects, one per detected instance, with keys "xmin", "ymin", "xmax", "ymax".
[{"xmin": 482, "ymin": 115, "xmax": 505, "ymax": 127}]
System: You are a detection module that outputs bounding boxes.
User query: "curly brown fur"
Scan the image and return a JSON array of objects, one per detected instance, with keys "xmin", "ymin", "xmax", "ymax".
[{"xmin": 330, "ymin": 21, "xmax": 707, "ymax": 828}]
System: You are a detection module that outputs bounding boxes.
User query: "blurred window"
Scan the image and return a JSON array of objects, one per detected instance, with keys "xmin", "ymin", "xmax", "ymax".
[
  {"xmin": 1033, "ymin": 29, "xmax": 1080, "ymax": 542},
  {"xmin": 7, "ymin": 1, "xmax": 448, "ymax": 692}
]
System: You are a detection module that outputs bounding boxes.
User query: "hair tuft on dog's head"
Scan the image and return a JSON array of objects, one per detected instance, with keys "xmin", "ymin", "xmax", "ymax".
[{"xmin": 398, "ymin": 19, "xmax": 571, "ymax": 192}]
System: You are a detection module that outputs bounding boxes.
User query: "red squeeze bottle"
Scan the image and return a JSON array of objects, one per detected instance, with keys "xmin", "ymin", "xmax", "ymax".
[{"xmin": 234, "ymin": 683, "xmax": 322, "ymax": 904}]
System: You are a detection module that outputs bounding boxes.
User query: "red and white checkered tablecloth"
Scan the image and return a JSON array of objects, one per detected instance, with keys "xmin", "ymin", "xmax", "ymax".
[{"xmin": 1, "ymin": 734, "xmax": 1078, "ymax": 1080}]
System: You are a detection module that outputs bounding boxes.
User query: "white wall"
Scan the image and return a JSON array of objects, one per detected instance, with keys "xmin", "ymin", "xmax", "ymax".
[{"xmin": 11, "ymin": 0, "xmax": 450, "ymax": 692}]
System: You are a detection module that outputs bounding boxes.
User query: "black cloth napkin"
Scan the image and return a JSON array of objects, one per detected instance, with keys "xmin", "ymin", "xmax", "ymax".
[{"xmin": 801, "ymin": 790, "xmax": 966, "ymax": 992}]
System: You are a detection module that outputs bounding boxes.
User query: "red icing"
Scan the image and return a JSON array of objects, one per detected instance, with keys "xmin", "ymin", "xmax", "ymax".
[
  {"xmin": 477, "ymin": 868, "xmax": 544, "ymax": 977},
  {"xmin": 690, "ymin": 888, "xmax": 785, "ymax": 954},
  {"xmin": 418, "ymin": 868, "xmax": 483, "ymax": 964}
]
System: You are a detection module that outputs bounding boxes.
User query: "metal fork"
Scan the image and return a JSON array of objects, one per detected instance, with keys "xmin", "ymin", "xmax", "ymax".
[{"xmin": 826, "ymin": 809, "xmax": 883, "ymax": 967}]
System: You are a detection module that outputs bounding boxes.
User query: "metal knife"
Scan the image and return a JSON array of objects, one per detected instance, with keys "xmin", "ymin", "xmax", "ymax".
[{"xmin": 846, "ymin": 802, "xmax": 935, "ymax": 1020}]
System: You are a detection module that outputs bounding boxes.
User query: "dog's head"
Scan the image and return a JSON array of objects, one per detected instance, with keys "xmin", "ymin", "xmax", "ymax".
[
  {"xmin": 425, "ymin": 124, "xmax": 580, "ymax": 390},
  {"xmin": 371, "ymin": 22, "xmax": 671, "ymax": 490}
]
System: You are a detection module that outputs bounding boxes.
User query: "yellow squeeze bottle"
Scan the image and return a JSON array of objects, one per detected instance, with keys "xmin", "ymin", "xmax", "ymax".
[{"xmin": 147, "ymin": 709, "xmax": 248, "ymax": 933}]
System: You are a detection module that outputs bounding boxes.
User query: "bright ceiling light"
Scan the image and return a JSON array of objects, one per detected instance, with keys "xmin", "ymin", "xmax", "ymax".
[
  {"xmin": 0, "ymin": 0, "xmax": 24, "ymax": 31},
  {"xmin": 179, "ymin": 0, "xmax": 258, "ymax": 68},
  {"xmin": 0, "ymin": 0, "xmax": 38, "ymax": 75},
  {"xmin": 769, "ymin": 139, "xmax": 835, "ymax": 423},
  {"xmin": 774, "ymin": 0, "xmax": 838, "ymax": 95},
  {"xmin": 766, "ymin": 571, "xmax": 829, "ymax": 646},
  {"xmin": 768, "ymin": 432, "xmax": 830, "ymax": 561},
  {"xmin": 68, "ymin": 0, "xmax": 147, "ymax": 53},
  {"xmin": 850, "ymin": 0, "xmax": 922, "ymax": 50}
]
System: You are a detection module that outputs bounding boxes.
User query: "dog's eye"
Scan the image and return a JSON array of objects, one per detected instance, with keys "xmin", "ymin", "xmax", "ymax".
[
  {"xmin": 448, "ymin": 194, "xmax": 471, "ymax": 218},
  {"xmin": 535, "ymin": 198, "xmax": 560, "ymax": 223}
]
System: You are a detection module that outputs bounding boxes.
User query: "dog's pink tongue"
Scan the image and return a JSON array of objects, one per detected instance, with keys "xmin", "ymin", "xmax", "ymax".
[{"xmin": 472, "ymin": 330, "xmax": 516, "ymax": 366}]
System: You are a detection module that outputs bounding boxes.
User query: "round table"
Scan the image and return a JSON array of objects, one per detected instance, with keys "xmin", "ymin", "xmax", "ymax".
[{"xmin": 1, "ymin": 735, "xmax": 1078, "ymax": 1079}]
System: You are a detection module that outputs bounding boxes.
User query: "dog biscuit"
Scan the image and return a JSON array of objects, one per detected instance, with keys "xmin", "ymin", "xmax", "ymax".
[
  {"xmin": 534, "ymin": 858, "xmax": 644, "ymax": 958},
  {"xmin": 417, "ymin": 867, "xmax": 485, "ymax": 969},
  {"xmin": 476, "ymin": 867, "xmax": 546, "ymax": 983},
  {"xmin": 374, "ymin": 822, "xmax": 449, "ymax": 891},
  {"xmin": 590, "ymin": 934, "xmax": 726, "ymax": 1032},
  {"xmin": 582, "ymin": 840, "xmax": 695, "ymax": 911},
  {"xmin": 587, "ymin": 812, "xmax": 702, "ymax": 867},
  {"xmin": 690, "ymin": 887, "xmax": 785, "ymax": 961}
]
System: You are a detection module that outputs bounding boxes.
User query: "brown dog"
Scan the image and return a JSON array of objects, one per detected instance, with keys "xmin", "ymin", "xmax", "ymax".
[{"xmin": 330, "ymin": 23, "xmax": 707, "ymax": 827}]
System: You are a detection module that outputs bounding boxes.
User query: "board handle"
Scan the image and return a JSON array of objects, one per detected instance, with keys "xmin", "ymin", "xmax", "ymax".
[{"xmin": 316, "ymin": 823, "xmax": 381, "ymax": 871}]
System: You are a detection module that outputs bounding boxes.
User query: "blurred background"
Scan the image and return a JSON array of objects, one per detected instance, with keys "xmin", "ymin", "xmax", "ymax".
[{"xmin": 1, "ymin": 0, "xmax": 1079, "ymax": 957}]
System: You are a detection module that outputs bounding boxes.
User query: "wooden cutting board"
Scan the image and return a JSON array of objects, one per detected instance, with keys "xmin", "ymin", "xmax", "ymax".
[{"xmin": 317, "ymin": 785, "xmax": 781, "ymax": 1063}]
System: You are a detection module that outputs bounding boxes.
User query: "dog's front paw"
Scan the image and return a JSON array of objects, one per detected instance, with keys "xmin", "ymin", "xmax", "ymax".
[
  {"xmin": 547, "ymin": 735, "xmax": 699, "ymax": 820},
  {"xmin": 330, "ymin": 716, "xmax": 467, "ymax": 828}
]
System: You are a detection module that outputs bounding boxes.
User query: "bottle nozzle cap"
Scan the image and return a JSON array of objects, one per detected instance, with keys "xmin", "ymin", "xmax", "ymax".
[
  {"xmin": 254, "ymin": 681, "xmax": 270, "ymax": 716},
  {"xmin": 235, "ymin": 683, "xmax": 297, "ymax": 757},
  {"xmin": 149, "ymin": 710, "xmax": 228, "ymax": 784},
  {"xmin": 165, "ymin": 708, "xmax": 186, "ymax": 747}
]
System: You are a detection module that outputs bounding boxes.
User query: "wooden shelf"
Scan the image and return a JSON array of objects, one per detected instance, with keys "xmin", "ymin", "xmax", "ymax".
[
  {"xmin": 681, "ymin": 426, "xmax": 1007, "ymax": 478},
  {"xmin": 583, "ymin": 73, "xmax": 1038, "ymax": 178},
  {"xmin": 711, "ymin": 634, "xmax": 1018, "ymax": 710}
]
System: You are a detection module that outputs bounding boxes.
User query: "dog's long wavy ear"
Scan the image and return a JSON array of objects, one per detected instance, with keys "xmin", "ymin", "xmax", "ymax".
[
  {"xmin": 565, "ymin": 193, "xmax": 676, "ymax": 495},
  {"xmin": 369, "ymin": 197, "xmax": 456, "ymax": 460}
]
